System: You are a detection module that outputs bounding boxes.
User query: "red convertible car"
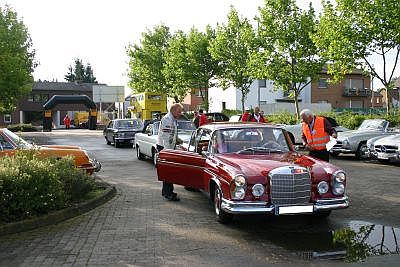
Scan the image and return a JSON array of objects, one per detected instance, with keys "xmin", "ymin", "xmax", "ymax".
[{"xmin": 157, "ymin": 122, "xmax": 349, "ymax": 223}]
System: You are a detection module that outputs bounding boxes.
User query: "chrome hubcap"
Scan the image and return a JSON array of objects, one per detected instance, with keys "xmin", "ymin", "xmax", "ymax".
[{"xmin": 214, "ymin": 189, "xmax": 221, "ymax": 215}]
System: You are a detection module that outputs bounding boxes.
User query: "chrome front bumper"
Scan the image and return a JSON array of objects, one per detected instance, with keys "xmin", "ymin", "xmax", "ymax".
[
  {"xmin": 330, "ymin": 148, "xmax": 352, "ymax": 154},
  {"xmin": 221, "ymin": 196, "xmax": 349, "ymax": 215}
]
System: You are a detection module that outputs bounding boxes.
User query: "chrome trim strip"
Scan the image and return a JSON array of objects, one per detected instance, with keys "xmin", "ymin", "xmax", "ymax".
[{"xmin": 158, "ymin": 159, "xmax": 205, "ymax": 170}]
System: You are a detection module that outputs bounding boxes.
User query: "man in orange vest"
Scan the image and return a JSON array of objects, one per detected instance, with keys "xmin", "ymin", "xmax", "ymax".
[{"xmin": 301, "ymin": 109, "xmax": 337, "ymax": 162}]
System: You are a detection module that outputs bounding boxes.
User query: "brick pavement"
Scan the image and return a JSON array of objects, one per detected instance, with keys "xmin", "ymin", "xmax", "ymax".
[{"xmin": 0, "ymin": 130, "xmax": 399, "ymax": 266}]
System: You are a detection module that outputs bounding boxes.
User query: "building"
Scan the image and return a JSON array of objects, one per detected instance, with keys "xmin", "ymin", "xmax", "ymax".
[
  {"xmin": 181, "ymin": 88, "xmax": 208, "ymax": 112},
  {"xmin": 0, "ymin": 81, "xmax": 116, "ymax": 128},
  {"xmin": 208, "ymin": 68, "xmax": 373, "ymax": 113}
]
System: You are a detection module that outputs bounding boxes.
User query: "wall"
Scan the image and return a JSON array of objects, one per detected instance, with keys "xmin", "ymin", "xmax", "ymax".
[{"xmin": 261, "ymin": 102, "xmax": 331, "ymax": 115}]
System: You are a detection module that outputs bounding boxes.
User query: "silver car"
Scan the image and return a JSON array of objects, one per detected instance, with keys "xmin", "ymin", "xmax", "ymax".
[
  {"xmin": 371, "ymin": 133, "xmax": 400, "ymax": 162},
  {"xmin": 331, "ymin": 119, "xmax": 397, "ymax": 159}
]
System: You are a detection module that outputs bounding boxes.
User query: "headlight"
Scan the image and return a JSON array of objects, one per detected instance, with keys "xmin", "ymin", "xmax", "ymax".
[
  {"xmin": 317, "ymin": 181, "xmax": 329, "ymax": 194},
  {"xmin": 233, "ymin": 175, "xmax": 246, "ymax": 187},
  {"xmin": 230, "ymin": 174, "xmax": 247, "ymax": 200},
  {"xmin": 333, "ymin": 183, "xmax": 345, "ymax": 195},
  {"xmin": 342, "ymin": 139, "xmax": 350, "ymax": 148},
  {"xmin": 333, "ymin": 171, "xmax": 346, "ymax": 183},
  {"xmin": 252, "ymin": 184, "xmax": 264, "ymax": 198}
]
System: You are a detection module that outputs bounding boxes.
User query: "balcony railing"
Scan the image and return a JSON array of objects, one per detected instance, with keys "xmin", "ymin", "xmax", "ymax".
[{"xmin": 343, "ymin": 88, "xmax": 372, "ymax": 97}]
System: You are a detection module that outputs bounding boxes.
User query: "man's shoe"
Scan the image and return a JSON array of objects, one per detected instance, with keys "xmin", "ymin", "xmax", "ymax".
[{"xmin": 164, "ymin": 194, "xmax": 180, "ymax": 201}]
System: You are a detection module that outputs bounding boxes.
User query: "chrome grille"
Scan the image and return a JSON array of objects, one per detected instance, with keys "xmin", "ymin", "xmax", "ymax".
[
  {"xmin": 269, "ymin": 166, "xmax": 311, "ymax": 205},
  {"xmin": 374, "ymin": 145, "xmax": 398, "ymax": 154}
]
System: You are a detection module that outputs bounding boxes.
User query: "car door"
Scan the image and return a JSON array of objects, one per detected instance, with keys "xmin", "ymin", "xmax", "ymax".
[{"xmin": 156, "ymin": 128, "xmax": 209, "ymax": 190}]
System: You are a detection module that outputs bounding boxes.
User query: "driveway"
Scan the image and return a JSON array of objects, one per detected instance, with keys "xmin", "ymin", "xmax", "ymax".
[{"xmin": 0, "ymin": 129, "xmax": 399, "ymax": 266}]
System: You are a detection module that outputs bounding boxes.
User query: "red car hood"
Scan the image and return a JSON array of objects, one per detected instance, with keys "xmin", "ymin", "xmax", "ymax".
[{"xmin": 214, "ymin": 152, "xmax": 336, "ymax": 178}]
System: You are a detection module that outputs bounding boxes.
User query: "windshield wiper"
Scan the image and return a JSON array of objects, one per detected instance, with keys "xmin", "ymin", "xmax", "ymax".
[{"xmin": 237, "ymin": 147, "xmax": 283, "ymax": 154}]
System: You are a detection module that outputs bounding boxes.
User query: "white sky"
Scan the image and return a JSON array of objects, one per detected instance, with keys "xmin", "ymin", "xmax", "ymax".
[{"xmin": 4, "ymin": 0, "xmax": 394, "ymax": 94}]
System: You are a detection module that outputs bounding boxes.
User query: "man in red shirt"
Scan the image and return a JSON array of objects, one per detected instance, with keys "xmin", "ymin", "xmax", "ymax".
[
  {"xmin": 198, "ymin": 109, "xmax": 208, "ymax": 126},
  {"xmin": 241, "ymin": 107, "xmax": 251, "ymax": 122},
  {"xmin": 249, "ymin": 107, "xmax": 266, "ymax": 123}
]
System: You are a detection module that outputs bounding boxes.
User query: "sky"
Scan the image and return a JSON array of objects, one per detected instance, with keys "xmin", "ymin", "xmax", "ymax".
[{"xmin": 3, "ymin": 0, "xmax": 394, "ymax": 95}]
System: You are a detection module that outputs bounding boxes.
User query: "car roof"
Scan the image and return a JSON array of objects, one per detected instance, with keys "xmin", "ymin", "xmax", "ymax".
[{"xmin": 199, "ymin": 122, "xmax": 282, "ymax": 131}]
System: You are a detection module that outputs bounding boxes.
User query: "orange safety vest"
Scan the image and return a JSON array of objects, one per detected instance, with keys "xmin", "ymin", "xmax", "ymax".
[{"xmin": 302, "ymin": 116, "xmax": 330, "ymax": 150}]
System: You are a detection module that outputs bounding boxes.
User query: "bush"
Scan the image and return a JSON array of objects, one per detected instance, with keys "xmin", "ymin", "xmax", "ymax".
[
  {"xmin": 268, "ymin": 111, "xmax": 298, "ymax": 124},
  {"xmin": 222, "ymin": 109, "xmax": 242, "ymax": 118},
  {"xmin": 7, "ymin": 123, "xmax": 38, "ymax": 132},
  {"xmin": 0, "ymin": 150, "xmax": 95, "ymax": 223}
]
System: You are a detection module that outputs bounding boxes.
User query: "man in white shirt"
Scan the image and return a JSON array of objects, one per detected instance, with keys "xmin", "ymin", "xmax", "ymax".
[{"xmin": 157, "ymin": 103, "xmax": 183, "ymax": 201}]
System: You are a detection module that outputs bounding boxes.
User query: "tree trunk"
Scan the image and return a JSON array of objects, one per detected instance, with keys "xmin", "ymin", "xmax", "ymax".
[
  {"xmin": 241, "ymin": 89, "xmax": 245, "ymax": 112},
  {"xmin": 294, "ymin": 90, "xmax": 300, "ymax": 120},
  {"xmin": 385, "ymin": 87, "xmax": 391, "ymax": 114}
]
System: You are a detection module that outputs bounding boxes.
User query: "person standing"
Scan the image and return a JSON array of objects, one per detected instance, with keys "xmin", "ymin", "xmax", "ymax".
[
  {"xmin": 300, "ymin": 109, "xmax": 337, "ymax": 162},
  {"xmin": 241, "ymin": 107, "xmax": 251, "ymax": 122},
  {"xmin": 157, "ymin": 103, "xmax": 183, "ymax": 201},
  {"xmin": 198, "ymin": 109, "xmax": 208, "ymax": 127},
  {"xmin": 192, "ymin": 111, "xmax": 199, "ymax": 128},
  {"xmin": 63, "ymin": 114, "xmax": 71, "ymax": 129},
  {"xmin": 249, "ymin": 107, "xmax": 266, "ymax": 123}
]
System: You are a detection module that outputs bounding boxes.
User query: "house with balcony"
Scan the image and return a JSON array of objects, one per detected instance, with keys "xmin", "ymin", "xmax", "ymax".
[{"xmin": 208, "ymin": 67, "xmax": 375, "ymax": 114}]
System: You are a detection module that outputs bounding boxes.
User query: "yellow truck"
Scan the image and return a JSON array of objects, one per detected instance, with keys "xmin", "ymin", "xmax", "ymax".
[{"xmin": 129, "ymin": 92, "xmax": 167, "ymax": 120}]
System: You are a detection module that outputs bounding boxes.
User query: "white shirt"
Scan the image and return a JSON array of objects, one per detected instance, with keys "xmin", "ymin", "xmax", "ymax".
[{"xmin": 157, "ymin": 112, "xmax": 177, "ymax": 149}]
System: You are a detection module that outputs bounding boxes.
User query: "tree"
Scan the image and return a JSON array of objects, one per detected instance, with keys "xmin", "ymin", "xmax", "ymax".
[
  {"xmin": 251, "ymin": 0, "xmax": 323, "ymax": 120},
  {"xmin": 127, "ymin": 25, "xmax": 170, "ymax": 95},
  {"xmin": 185, "ymin": 26, "xmax": 220, "ymax": 111},
  {"xmin": 208, "ymin": 7, "xmax": 257, "ymax": 112},
  {"xmin": 314, "ymin": 0, "xmax": 400, "ymax": 114},
  {"xmin": 0, "ymin": 5, "xmax": 36, "ymax": 112},
  {"xmin": 163, "ymin": 30, "xmax": 191, "ymax": 102},
  {"xmin": 64, "ymin": 58, "xmax": 97, "ymax": 83}
]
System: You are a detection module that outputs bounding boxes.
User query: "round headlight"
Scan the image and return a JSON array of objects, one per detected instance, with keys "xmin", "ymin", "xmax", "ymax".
[
  {"xmin": 317, "ymin": 181, "xmax": 329, "ymax": 194},
  {"xmin": 334, "ymin": 171, "xmax": 346, "ymax": 183},
  {"xmin": 234, "ymin": 175, "xmax": 246, "ymax": 187},
  {"xmin": 333, "ymin": 183, "xmax": 345, "ymax": 195},
  {"xmin": 252, "ymin": 184, "xmax": 264, "ymax": 198},
  {"xmin": 234, "ymin": 188, "xmax": 246, "ymax": 199}
]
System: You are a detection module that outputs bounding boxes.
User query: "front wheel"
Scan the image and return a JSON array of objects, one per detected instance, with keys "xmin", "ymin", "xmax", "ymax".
[
  {"xmin": 355, "ymin": 142, "xmax": 368, "ymax": 160},
  {"xmin": 136, "ymin": 146, "xmax": 145, "ymax": 160},
  {"xmin": 105, "ymin": 137, "xmax": 111, "ymax": 145},
  {"xmin": 214, "ymin": 187, "xmax": 233, "ymax": 224}
]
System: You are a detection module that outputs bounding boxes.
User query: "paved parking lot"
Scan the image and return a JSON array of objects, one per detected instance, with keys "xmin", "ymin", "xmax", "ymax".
[{"xmin": 0, "ymin": 129, "xmax": 399, "ymax": 266}]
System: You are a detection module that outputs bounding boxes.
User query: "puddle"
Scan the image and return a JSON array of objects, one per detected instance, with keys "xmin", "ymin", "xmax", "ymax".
[{"xmin": 263, "ymin": 220, "xmax": 400, "ymax": 262}]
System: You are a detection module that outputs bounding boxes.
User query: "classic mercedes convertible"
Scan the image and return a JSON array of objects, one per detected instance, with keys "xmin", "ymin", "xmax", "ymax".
[
  {"xmin": 156, "ymin": 122, "xmax": 349, "ymax": 223},
  {"xmin": 0, "ymin": 128, "xmax": 101, "ymax": 174}
]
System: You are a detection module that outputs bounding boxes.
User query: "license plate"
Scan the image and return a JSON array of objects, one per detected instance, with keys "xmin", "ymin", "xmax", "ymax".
[{"xmin": 275, "ymin": 205, "xmax": 313, "ymax": 215}]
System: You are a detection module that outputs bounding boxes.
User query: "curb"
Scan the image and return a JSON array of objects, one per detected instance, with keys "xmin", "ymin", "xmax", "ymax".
[{"xmin": 0, "ymin": 184, "xmax": 117, "ymax": 237}]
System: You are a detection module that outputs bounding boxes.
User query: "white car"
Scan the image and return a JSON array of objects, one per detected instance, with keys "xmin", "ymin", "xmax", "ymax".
[
  {"xmin": 134, "ymin": 120, "xmax": 195, "ymax": 164},
  {"xmin": 280, "ymin": 117, "xmax": 349, "ymax": 144},
  {"xmin": 371, "ymin": 133, "xmax": 400, "ymax": 162}
]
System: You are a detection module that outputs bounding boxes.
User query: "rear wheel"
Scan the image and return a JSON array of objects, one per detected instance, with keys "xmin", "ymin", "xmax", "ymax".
[
  {"xmin": 136, "ymin": 145, "xmax": 145, "ymax": 160},
  {"xmin": 214, "ymin": 187, "xmax": 233, "ymax": 224},
  {"xmin": 355, "ymin": 142, "xmax": 368, "ymax": 159}
]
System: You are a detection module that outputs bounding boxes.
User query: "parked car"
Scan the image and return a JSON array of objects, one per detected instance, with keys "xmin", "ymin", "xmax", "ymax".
[
  {"xmin": 156, "ymin": 122, "xmax": 349, "ymax": 223},
  {"xmin": 135, "ymin": 120, "xmax": 196, "ymax": 164},
  {"xmin": 229, "ymin": 115, "xmax": 242, "ymax": 122},
  {"xmin": 206, "ymin": 112, "xmax": 229, "ymax": 122},
  {"xmin": 280, "ymin": 117, "xmax": 349, "ymax": 144},
  {"xmin": 370, "ymin": 133, "xmax": 400, "ymax": 163},
  {"xmin": 0, "ymin": 128, "xmax": 101, "ymax": 174},
  {"xmin": 331, "ymin": 119, "xmax": 398, "ymax": 159},
  {"xmin": 103, "ymin": 119, "xmax": 143, "ymax": 148}
]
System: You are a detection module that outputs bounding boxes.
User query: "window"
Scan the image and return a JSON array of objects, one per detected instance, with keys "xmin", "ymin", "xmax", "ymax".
[
  {"xmin": 194, "ymin": 89, "xmax": 202, "ymax": 97},
  {"xmin": 318, "ymin": 78, "xmax": 328, "ymax": 88},
  {"xmin": 222, "ymin": 102, "xmax": 226, "ymax": 110},
  {"xmin": 258, "ymin": 80, "xmax": 267, "ymax": 87},
  {"xmin": 4, "ymin": 114, "xmax": 11, "ymax": 123},
  {"xmin": 0, "ymin": 135, "xmax": 13, "ymax": 150},
  {"xmin": 345, "ymin": 79, "xmax": 364, "ymax": 89}
]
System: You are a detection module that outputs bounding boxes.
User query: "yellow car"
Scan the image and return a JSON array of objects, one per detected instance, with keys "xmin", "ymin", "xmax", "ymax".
[{"xmin": 0, "ymin": 128, "xmax": 101, "ymax": 174}]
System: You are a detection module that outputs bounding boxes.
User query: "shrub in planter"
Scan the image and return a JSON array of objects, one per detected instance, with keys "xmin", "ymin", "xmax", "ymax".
[
  {"xmin": 7, "ymin": 123, "xmax": 38, "ymax": 132},
  {"xmin": 0, "ymin": 150, "xmax": 95, "ymax": 223}
]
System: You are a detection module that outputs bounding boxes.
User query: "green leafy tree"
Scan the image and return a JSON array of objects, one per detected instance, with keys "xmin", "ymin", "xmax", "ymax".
[
  {"xmin": 251, "ymin": 0, "xmax": 323, "ymax": 120},
  {"xmin": 0, "ymin": 5, "xmax": 36, "ymax": 112},
  {"xmin": 127, "ymin": 25, "xmax": 170, "ymax": 95},
  {"xmin": 186, "ymin": 26, "xmax": 220, "ymax": 111},
  {"xmin": 314, "ymin": 0, "xmax": 400, "ymax": 114},
  {"xmin": 64, "ymin": 58, "xmax": 97, "ymax": 83},
  {"xmin": 163, "ymin": 30, "xmax": 191, "ymax": 102},
  {"xmin": 209, "ymin": 6, "xmax": 257, "ymax": 112}
]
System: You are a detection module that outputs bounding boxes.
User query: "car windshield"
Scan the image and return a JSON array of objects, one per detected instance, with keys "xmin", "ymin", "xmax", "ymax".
[
  {"xmin": 177, "ymin": 121, "xmax": 196, "ymax": 131},
  {"xmin": 358, "ymin": 120, "xmax": 386, "ymax": 130},
  {"xmin": 116, "ymin": 119, "xmax": 143, "ymax": 129},
  {"xmin": 3, "ymin": 129, "xmax": 33, "ymax": 149},
  {"xmin": 211, "ymin": 127, "xmax": 290, "ymax": 154}
]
